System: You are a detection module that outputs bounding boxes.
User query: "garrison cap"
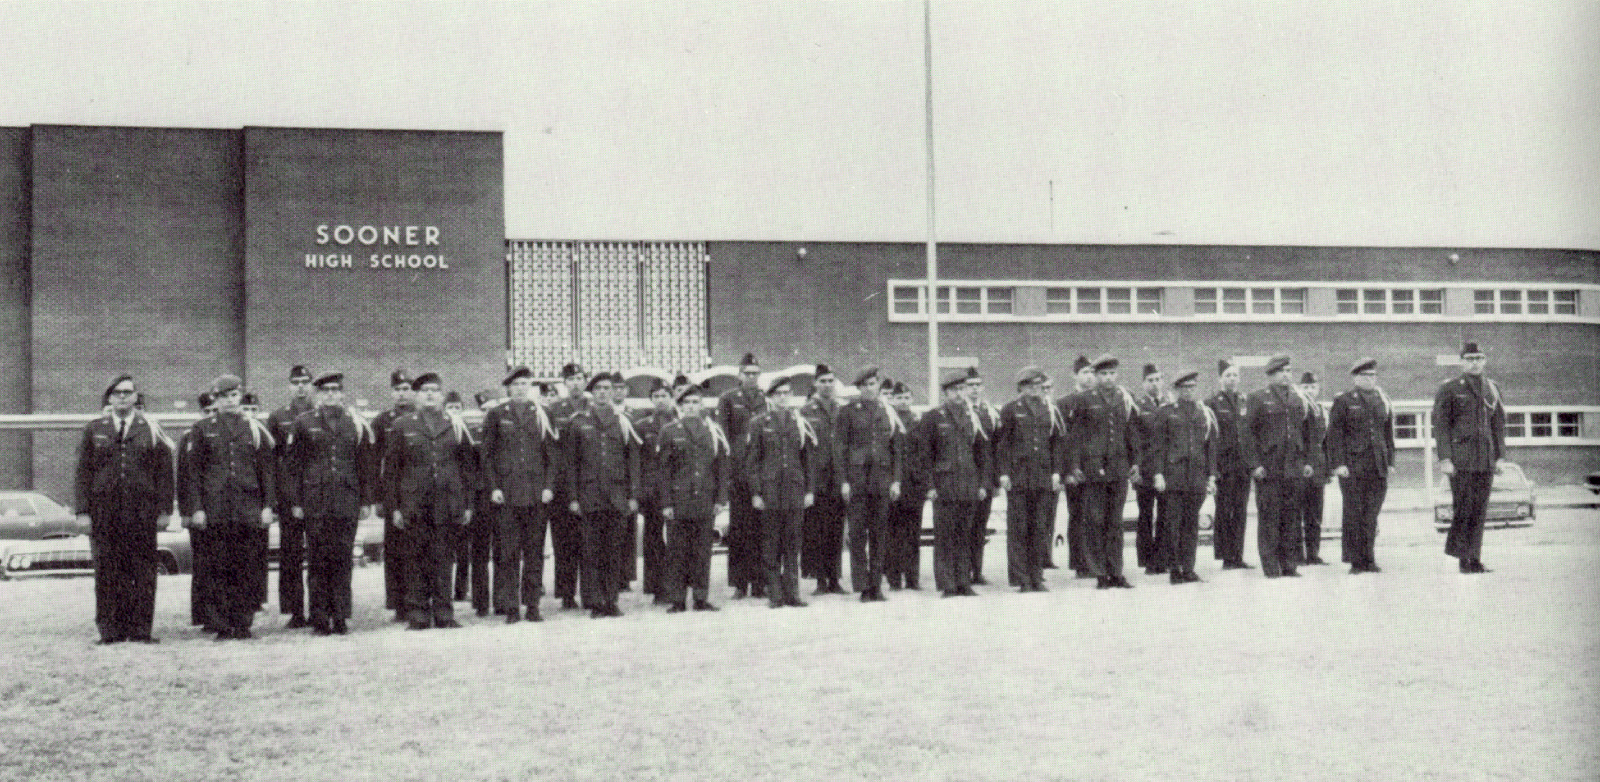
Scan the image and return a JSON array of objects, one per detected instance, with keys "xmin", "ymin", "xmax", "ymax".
[
  {"xmin": 1299, "ymin": 371, "xmax": 1318, "ymax": 385},
  {"xmin": 1350, "ymin": 358, "xmax": 1378, "ymax": 375},
  {"xmin": 766, "ymin": 375, "xmax": 793, "ymax": 396},
  {"xmin": 852, "ymin": 366, "xmax": 880, "ymax": 386},
  {"xmin": 739, "ymin": 352, "xmax": 760, "ymax": 369},
  {"xmin": 941, "ymin": 370, "xmax": 971, "ymax": 391},
  {"xmin": 1173, "ymin": 371, "xmax": 1200, "ymax": 388},
  {"xmin": 674, "ymin": 384, "xmax": 703, "ymax": 404},
  {"xmin": 1072, "ymin": 355, "xmax": 1092, "ymax": 373},
  {"xmin": 502, "ymin": 366, "xmax": 533, "ymax": 386},
  {"xmin": 814, "ymin": 363, "xmax": 835, "ymax": 381},
  {"xmin": 443, "ymin": 390, "xmax": 463, "ymax": 406},
  {"xmin": 1460, "ymin": 341, "xmax": 1485, "ymax": 358},
  {"xmin": 1091, "ymin": 354, "xmax": 1119, "ymax": 372},
  {"xmin": 560, "ymin": 363, "xmax": 586, "ymax": 379},
  {"xmin": 1142, "ymin": 363, "xmax": 1160, "ymax": 379},
  {"xmin": 1016, "ymin": 365, "xmax": 1047, "ymax": 386},
  {"xmin": 411, "ymin": 372, "xmax": 441, "ymax": 391},
  {"xmin": 313, "ymin": 372, "xmax": 343, "ymax": 388},
  {"xmin": 289, "ymin": 365, "xmax": 312, "ymax": 381},
  {"xmin": 212, "ymin": 374, "xmax": 243, "ymax": 395},
  {"xmin": 389, "ymin": 369, "xmax": 411, "ymax": 388},
  {"xmin": 1264, "ymin": 354, "xmax": 1292, "ymax": 375}
]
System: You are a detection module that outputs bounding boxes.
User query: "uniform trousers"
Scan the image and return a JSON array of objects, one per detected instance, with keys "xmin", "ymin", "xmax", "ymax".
[
  {"xmin": 620, "ymin": 511, "xmax": 638, "ymax": 586},
  {"xmin": 401, "ymin": 497, "xmax": 462, "ymax": 625},
  {"xmin": 1254, "ymin": 477, "xmax": 1302, "ymax": 576},
  {"xmin": 1163, "ymin": 490, "xmax": 1205, "ymax": 576},
  {"xmin": 495, "ymin": 504, "xmax": 547, "ymax": 614},
  {"xmin": 1080, "ymin": 480, "xmax": 1128, "ymax": 579},
  {"xmin": 90, "ymin": 501, "xmax": 158, "ymax": 641},
  {"xmin": 305, "ymin": 515, "xmax": 357, "ymax": 623},
  {"xmin": 1005, "ymin": 489, "xmax": 1052, "ymax": 589},
  {"xmin": 1297, "ymin": 479, "xmax": 1326, "ymax": 562},
  {"xmin": 1040, "ymin": 490, "xmax": 1060, "ymax": 568},
  {"xmin": 762, "ymin": 507, "xmax": 805, "ymax": 605},
  {"xmin": 277, "ymin": 512, "xmax": 307, "ymax": 617},
  {"xmin": 932, "ymin": 499, "xmax": 976, "ymax": 592},
  {"xmin": 580, "ymin": 508, "xmax": 627, "ymax": 611},
  {"xmin": 1444, "ymin": 471, "xmax": 1493, "ymax": 562},
  {"xmin": 725, "ymin": 479, "xmax": 761, "ymax": 590},
  {"xmin": 663, "ymin": 515, "xmax": 714, "ymax": 605},
  {"xmin": 885, "ymin": 496, "xmax": 923, "ymax": 588},
  {"xmin": 549, "ymin": 498, "xmax": 583, "ymax": 602},
  {"xmin": 1339, "ymin": 473, "xmax": 1386, "ymax": 568},
  {"xmin": 847, "ymin": 491, "xmax": 891, "ymax": 593},
  {"xmin": 1134, "ymin": 483, "xmax": 1168, "ymax": 571},
  {"xmin": 189, "ymin": 526, "xmax": 218, "ymax": 628},
  {"xmin": 1213, "ymin": 471, "xmax": 1251, "ymax": 563},
  {"xmin": 454, "ymin": 491, "xmax": 494, "ymax": 611},
  {"xmin": 1064, "ymin": 483, "xmax": 1089, "ymax": 573},
  {"xmin": 968, "ymin": 493, "xmax": 994, "ymax": 581},
  {"xmin": 382, "ymin": 511, "xmax": 409, "ymax": 611},
  {"xmin": 639, "ymin": 495, "xmax": 668, "ymax": 596},
  {"xmin": 802, "ymin": 489, "xmax": 845, "ymax": 582},
  {"xmin": 254, "ymin": 526, "xmax": 270, "ymax": 609},
  {"xmin": 208, "ymin": 522, "xmax": 265, "ymax": 634}
]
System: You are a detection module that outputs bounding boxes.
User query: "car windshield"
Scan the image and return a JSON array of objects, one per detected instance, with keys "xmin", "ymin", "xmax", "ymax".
[{"xmin": 0, "ymin": 498, "xmax": 34, "ymax": 517}]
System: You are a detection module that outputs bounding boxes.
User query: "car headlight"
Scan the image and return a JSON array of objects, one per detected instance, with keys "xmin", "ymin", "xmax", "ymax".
[
  {"xmin": 1435, "ymin": 506, "xmax": 1451, "ymax": 521},
  {"xmin": 1518, "ymin": 504, "xmax": 1532, "ymax": 518}
]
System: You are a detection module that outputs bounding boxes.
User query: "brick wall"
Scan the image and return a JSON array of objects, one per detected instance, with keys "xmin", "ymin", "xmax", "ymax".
[{"xmin": 0, "ymin": 128, "xmax": 30, "ymax": 489}]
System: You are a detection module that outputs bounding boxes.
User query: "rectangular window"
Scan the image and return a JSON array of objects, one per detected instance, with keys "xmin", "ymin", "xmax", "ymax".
[
  {"xmin": 1045, "ymin": 287, "xmax": 1072, "ymax": 314},
  {"xmin": 892, "ymin": 286, "xmax": 922, "ymax": 315},
  {"xmin": 1222, "ymin": 288, "xmax": 1247, "ymax": 314},
  {"xmin": 1336, "ymin": 289, "xmax": 1358, "ymax": 315},
  {"xmin": 1474, "ymin": 290, "xmax": 1495, "ymax": 314},
  {"xmin": 1106, "ymin": 287, "xmax": 1132, "ymax": 314},
  {"xmin": 1363, "ymin": 288, "xmax": 1387, "ymax": 315},
  {"xmin": 1554, "ymin": 290, "xmax": 1578, "ymax": 315},
  {"xmin": 1557, "ymin": 412, "xmax": 1581, "ymax": 437},
  {"xmin": 1393, "ymin": 412, "xmax": 1419, "ymax": 441},
  {"xmin": 1335, "ymin": 287, "xmax": 1446, "ymax": 316},
  {"xmin": 1136, "ymin": 287, "xmax": 1162, "ymax": 314},
  {"xmin": 955, "ymin": 287, "xmax": 982, "ymax": 314},
  {"xmin": 1528, "ymin": 412, "xmax": 1552, "ymax": 438},
  {"xmin": 1527, "ymin": 289, "xmax": 1549, "ymax": 315},
  {"xmin": 1280, "ymin": 288, "xmax": 1306, "ymax": 314},
  {"xmin": 1194, "ymin": 288, "xmax": 1217, "ymax": 315},
  {"xmin": 1077, "ymin": 287, "xmax": 1102, "ymax": 315},
  {"xmin": 1420, "ymin": 289, "xmax": 1444, "ymax": 314},
  {"xmin": 1499, "ymin": 289, "xmax": 1522, "ymax": 315},
  {"xmin": 1473, "ymin": 287, "xmax": 1580, "ymax": 316},
  {"xmin": 987, "ymin": 287, "xmax": 1014, "ymax": 314},
  {"xmin": 1504, "ymin": 412, "xmax": 1525, "ymax": 439}
]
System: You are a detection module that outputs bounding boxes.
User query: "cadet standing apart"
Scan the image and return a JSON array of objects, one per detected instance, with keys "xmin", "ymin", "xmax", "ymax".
[
  {"xmin": 995, "ymin": 366, "xmax": 1064, "ymax": 592},
  {"xmin": 1433, "ymin": 342, "xmax": 1506, "ymax": 574},
  {"xmin": 1327, "ymin": 358, "xmax": 1394, "ymax": 574},
  {"xmin": 1242, "ymin": 354, "xmax": 1314, "ymax": 578},
  {"xmin": 75, "ymin": 375, "xmax": 174, "ymax": 644},
  {"xmin": 657, "ymin": 385, "xmax": 729, "ymax": 612},
  {"xmin": 1146, "ymin": 371, "xmax": 1216, "ymax": 584}
]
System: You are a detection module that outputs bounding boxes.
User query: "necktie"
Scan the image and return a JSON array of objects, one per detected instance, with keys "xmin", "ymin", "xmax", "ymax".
[{"xmin": 117, "ymin": 417, "xmax": 127, "ymax": 441}]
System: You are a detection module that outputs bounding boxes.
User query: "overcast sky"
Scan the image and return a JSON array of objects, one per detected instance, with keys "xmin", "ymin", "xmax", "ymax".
[{"xmin": 2, "ymin": 1, "xmax": 1596, "ymax": 248}]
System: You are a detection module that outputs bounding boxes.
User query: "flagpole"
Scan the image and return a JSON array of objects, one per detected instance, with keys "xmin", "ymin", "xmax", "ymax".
[{"xmin": 923, "ymin": 0, "xmax": 940, "ymax": 402}]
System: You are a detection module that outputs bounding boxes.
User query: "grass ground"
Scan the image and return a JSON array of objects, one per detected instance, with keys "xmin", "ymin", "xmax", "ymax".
[{"xmin": 2, "ymin": 506, "xmax": 1596, "ymax": 781}]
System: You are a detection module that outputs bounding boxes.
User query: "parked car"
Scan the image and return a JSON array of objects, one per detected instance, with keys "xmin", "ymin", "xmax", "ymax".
[
  {"xmin": 1434, "ymin": 461, "xmax": 1536, "ymax": 530},
  {"xmin": 1586, "ymin": 471, "xmax": 1600, "ymax": 496},
  {"xmin": 0, "ymin": 491, "xmax": 88, "ymax": 540},
  {"xmin": 0, "ymin": 530, "xmax": 194, "ymax": 580},
  {"xmin": 266, "ymin": 516, "xmax": 383, "ymax": 567}
]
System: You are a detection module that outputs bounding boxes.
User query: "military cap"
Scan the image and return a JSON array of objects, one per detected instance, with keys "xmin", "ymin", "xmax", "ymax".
[
  {"xmin": 1172, "ymin": 371, "xmax": 1199, "ymax": 388},
  {"xmin": 1091, "ymin": 354, "xmax": 1119, "ymax": 372},
  {"xmin": 289, "ymin": 365, "xmax": 312, "ymax": 381},
  {"xmin": 313, "ymin": 372, "xmax": 343, "ymax": 388},
  {"xmin": 766, "ymin": 376, "xmax": 792, "ymax": 396},
  {"xmin": 411, "ymin": 372, "xmax": 442, "ymax": 391},
  {"xmin": 1350, "ymin": 358, "xmax": 1378, "ymax": 375},
  {"xmin": 1016, "ymin": 365, "xmax": 1047, "ymax": 386},
  {"xmin": 533, "ymin": 381, "xmax": 552, "ymax": 395},
  {"xmin": 560, "ymin": 362, "xmax": 586, "ymax": 379},
  {"xmin": 610, "ymin": 371, "xmax": 626, "ymax": 384},
  {"xmin": 443, "ymin": 390, "xmax": 463, "ymax": 406},
  {"xmin": 940, "ymin": 370, "xmax": 971, "ymax": 391},
  {"xmin": 197, "ymin": 391, "xmax": 216, "ymax": 410},
  {"xmin": 1299, "ymin": 371, "xmax": 1318, "ymax": 385},
  {"xmin": 585, "ymin": 373, "xmax": 612, "ymax": 392},
  {"xmin": 739, "ymin": 352, "xmax": 760, "ymax": 369},
  {"xmin": 103, "ymin": 374, "xmax": 135, "ymax": 402},
  {"xmin": 1073, "ymin": 355, "xmax": 1092, "ymax": 373},
  {"xmin": 815, "ymin": 363, "xmax": 835, "ymax": 381},
  {"xmin": 474, "ymin": 390, "xmax": 496, "ymax": 408},
  {"xmin": 389, "ymin": 369, "xmax": 412, "ymax": 388},
  {"xmin": 240, "ymin": 392, "xmax": 260, "ymax": 407},
  {"xmin": 647, "ymin": 377, "xmax": 671, "ymax": 396},
  {"xmin": 212, "ymin": 374, "xmax": 243, "ymax": 394},
  {"xmin": 1142, "ymin": 363, "xmax": 1160, "ymax": 379},
  {"xmin": 1217, "ymin": 359, "xmax": 1235, "ymax": 375},
  {"xmin": 1264, "ymin": 354, "xmax": 1292, "ymax": 375},
  {"xmin": 965, "ymin": 366, "xmax": 982, "ymax": 380},
  {"xmin": 852, "ymin": 365, "xmax": 880, "ymax": 386},
  {"xmin": 1460, "ymin": 341, "xmax": 1485, "ymax": 358},
  {"xmin": 502, "ymin": 365, "xmax": 533, "ymax": 386},
  {"xmin": 890, "ymin": 380, "xmax": 909, "ymax": 395},
  {"xmin": 674, "ymin": 384, "xmax": 703, "ymax": 404},
  {"xmin": 671, "ymin": 374, "xmax": 691, "ymax": 389}
]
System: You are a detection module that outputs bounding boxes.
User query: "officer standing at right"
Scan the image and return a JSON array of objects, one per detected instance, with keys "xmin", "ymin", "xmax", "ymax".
[
  {"xmin": 1433, "ymin": 342, "xmax": 1506, "ymax": 574},
  {"xmin": 1326, "ymin": 358, "xmax": 1394, "ymax": 574},
  {"xmin": 1242, "ymin": 354, "xmax": 1314, "ymax": 579}
]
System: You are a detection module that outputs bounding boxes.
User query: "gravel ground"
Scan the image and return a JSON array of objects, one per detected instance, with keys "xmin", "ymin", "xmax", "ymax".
[{"xmin": 1, "ymin": 506, "xmax": 1596, "ymax": 782}]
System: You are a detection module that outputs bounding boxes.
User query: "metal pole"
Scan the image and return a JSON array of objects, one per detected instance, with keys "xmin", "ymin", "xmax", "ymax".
[{"xmin": 924, "ymin": 0, "xmax": 939, "ymax": 402}]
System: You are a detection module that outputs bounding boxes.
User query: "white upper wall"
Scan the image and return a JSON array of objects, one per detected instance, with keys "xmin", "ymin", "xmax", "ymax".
[{"xmin": 2, "ymin": 1, "xmax": 1596, "ymax": 249}]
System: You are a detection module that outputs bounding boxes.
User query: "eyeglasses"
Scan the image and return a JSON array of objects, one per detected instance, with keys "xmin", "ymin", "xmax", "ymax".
[
  {"xmin": 109, "ymin": 388, "xmax": 136, "ymax": 397},
  {"xmin": 317, "ymin": 385, "xmax": 343, "ymax": 392},
  {"xmin": 739, "ymin": 370, "xmax": 761, "ymax": 377},
  {"xmin": 290, "ymin": 378, "xmax": 312, "ymax": 385}
]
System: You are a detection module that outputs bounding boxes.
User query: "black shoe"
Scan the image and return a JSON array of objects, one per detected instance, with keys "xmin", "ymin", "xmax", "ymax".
[
  {"xmin": 1096, "ymin": 577, "xmax": 1112, "ymax": 589},
  {"xmin": 652, "ymin": 596, "xmax": 673, "ymax": 606},
  {"xmin": 887, "ymin": 583, "xmax": 902, "ymax": 591},
  {"xmin": 505, "ymin": 611, "xmax": 521, "ymax": 624},
  {"xmin": 1113, "ymin": 576, "xmax": 1134, "ymax": 588},
  {"xmin": 941, "ymin": 590, "xmax": 959, "ymax": 598},
  {"xmin": 1170, "ymin": 573, "xmax": 1186, "ymax": 585},
  {"xmin": 96, "ymin": 638, "xmax": 123, "ymax": 645},
  {"xmin": 1185, "ymin": 573, "xmax": 1204, "ymax": 583},
  {"xmin": 235, "ymin": 629, "xmax": 254, "ymax": 640},
  {"xmin": 435, "ymin": 619, "xmax": 462, "ymax": 629},
  {"xmin": 770, "ymin": 600, "xmax": 786, "ymax": 609},
  {"xmin": 1349, "ymin": 566, "xmax": 1365, "ymax": 575},
  {"xmin": 870, "ymin": 590, "xmax": 887, "ymax": 602},
  {"xmin": 129, "ymin": 636, "xmax": 159, "ymax": 644},
  {"xmin": 971, "ymin": 576, "xmax": 989, "ymax": 586},
  {"xmin": 1282, "ymin": 570, "xmax": 1301, "ymax": 578},
  {"xmin": 668, "ymin": 603, "xmax": 689, "ymax": 613},
  {"xmin": 750, "ymin": 586, "xmax": 766, "ymax": 599},
  {"xmin": 333, "ymin": 620, "xmax": 348, "ymax": 635},
  {"xmin": 957, "ymin": 586, "xmax": 978, "ymax": 596},
  {"xmin": 813, "ymin": 581, "xmax": 830, "ymax": 595},
  {"xmin": 1144, "ymin": 567, "xmax": 1166, "ymax": 575},
  {"xmin": 392, "ymin": 611, "xmax": 408, "ymax": 623},
  {"xmin": 692, "ymin": 600, "xmax": 718, "ymax": 612},
  {"xmin": 285, "ymin": 615, "xmax": 310, "ymax": 630},
  {"xmin": 476, "ymin": 607, "xmax": 491, "ymax": 618},
  {"xmin": 407, "ymin": 620, "xmax": 431, "ymax": 630},
  {"xmin": 1469, "ymin": 561, "xmax": 1492, "ymax": 573},
  {"xmin": 526, "ymin": 606, "xmax": 542, "ymax": 622},
  {"xmin": 860, "ymin": 591, "xmax": 874, "ymax": 602},
  {"xmin": 619, "ymin": 584, "xmax": 631, "ymax": 592},
  {"xmin": 607, "ymin": 605, "xmax": 625, "ymax": 617},
  {"xmin": 1221, "ymin": 561, "xmax": 1245, "ymax": 570},
  {"xmin": 1032, "ymin": 583, "xmax": 1048, "ymax": 592},
  {"xmin": 905, "ymin": 583, "xmax": 921, "ymax": 591},
  {"xmin": 1264, "ymin": 572, "xmax": 1281, "ymax": 579},
  {"xmin": 590, "ymin": 609, "xmax": 607, "ymax": 619},
  {"xmin": 826, "ymin": 581, "xmax": 848, "ymax": 595},
  {"xmin": 312, "ymin": 623, "xmax": 333, "ymax": 636},
  {"xmin": 732, "ymin": 586, "xmax": 748, "ymax": 600},
  {"xmin": 561, "ymin": 597, "xmax": 580, "ymax": 610},
  {"xmin": 1366, "ymin": 564, "xmax": 1381, "ymax": 573},
  {"xmin": 1043, "ymin": 561, "xmax": 1059, "ymax": 569},
  {"xmin": 1306, "ymin": 556, "xmax": 1327, "ymax": 565},
  {"xmin": 785, "ymin": 599, "xmax": 808, "ymax": 608}
]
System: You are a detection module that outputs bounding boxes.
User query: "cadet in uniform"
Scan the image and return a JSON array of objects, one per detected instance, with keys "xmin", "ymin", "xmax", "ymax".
[
  {"xmin": 282, "ymin": 372, "xmax": 376, "ymax": 635},
  {"xmin": 183, "ymin": 375, "xmax": 276, "ymax": 639},
  {"xmin": 383, "ymin": 373, "xmax": 479, "ymax": 629},
  {"xmin": 995, "ymin": 365, "xmax": 1065, "ymax": 592},
  {"xmin": 1207, "ymin": 359, "xmax": 1254, "ymax": 569},
  {"xmin": 886, "ymin": 381, "xmax": 925, "ymax": 590},
  {"xmin": 1296, "ymin": 371, "xmax": 1330, "ymax": 565},
  {"xmin": 717, "ymin": 353, "xmax": 767, "ymax": 599},
  {"xmin": 747, "ymin": 376, "xmax": 818, "ymax": 608},
  {"xmin": 1327, "ymin": 358, "xmax": 1394, "ymax": 574},
  {"xmin": 1058, "ymin": 355, "xmax": 1096, "ymax": 577},
  {"xmin": 564, "ymin": 372, "xmax": 641, "ymax": 618},
  {"xmin": 483, "ymin": 366, "xmax": 559, "ymax": 622},
  {"xmin": 240, "ymin": 391, "xmax": 271, "ymax": 612},
  {"xmin": 454, "ymin": 390, "xmax": 499, "ymax": 615},
  {"xmin": 266, "ymin": 364, "xmax": 316, "ymax": 629},
  {"xmin": 799, "ymin": 363, "xmax": 846, "ymax": 597},
  {"xmin": 632, "ymin": 378, "xmax": 679, "ymax": 602},
  {"xmin": 1433, "ymin": 342, "xmax": 1506, "ymax": 574},
  {"xmin": 965, "ymin": 368, "xmax": 1000, "ymax": 585},
  {"xmin": 1242, "ymin": 354, "xmax": 1314, "ymax": 578},
  {"xmin": 920, "ymin": 370, "xmax": 990, "ymax": 597},
  {"xmin": 1065, "ymin": 355, "xmax": 1138, "ymax": 589},
  {"xmin": 1145, "ymin": 371, "xmax": 1217, "ymax": 584},
  {"xmin": 1132, "ymin": 363, "xmax": 1168, "ymax": 575},
  {"xmin": 657, "ymin": 385, "xmax": 729, "ymax": 612},
  {"xmin": 372, "ymin": 369, "xmax": 418, "ymax": 620},
  {"xmin": 75, "ymin": 375, "xmax": 174, "ymax": 644},
  {"xmin": 179, "ymin": 391, "xmax": 219, "ymax": 632},
  {"xmin": 547, "ymin": 363, "xmax": 593, "ymax": 609},
  {"xmin": 837, "ymin": 366, "xmax": 903, "ymax": 602}
]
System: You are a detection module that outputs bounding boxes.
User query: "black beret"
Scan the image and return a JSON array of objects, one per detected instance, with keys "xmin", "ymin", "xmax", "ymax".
[
  {"xmin": 560, "ymin": 363, "xmax": 585, "ymax": 379},
  {"xmin": 585, "ymin": 373, "xmax": 612, "ymax": 392},
  {"xmin": 1217, "ymin": 359, "xmax": 1235, "ymax": 375},
  {"xmin": 443, "ymin": 390, "xmax": 463, "ymax": 405},
  {"xmin": 766, "ymin": 376, "xmax": 792, "ymax": 395},
  {"xmin": 1460, "ymin": 341, "xmax": 1485, "ymax": 358},
  {"xmin": 1091, "ymin": 354, "xmax": 1119, "ymax": 372},
  {"xmin": 240, "ymin": 392, "xmax": 259, "ymax": 407},
  {"xmin": 1350, "ymin": 358, "xmax": 1378, "ymax": 375},
  {"xmin": 965, "ymin": 366, "xmax": 982, "ymax": 379},
  {"xmin": 533, "ymin": 381, "xmax": 552, "ymax": 395},
  {"xmin": 389, "ymin": 369, "xmax": 411, "ymax": 388},
  {"xmin": 1016, "ymin": 366, "xmax": 1046, "ymax": 386},
  {"xmin": 212, "ymin": 374, "xmax": 242, "ymax": 395},
  {"xmin": 674, "ymin": 384, "xmax": 703, "ymax": 404},
  {"xmin": 1299, "ymin": 371, "xmax": 1318, "ymax": 385},
  {"xmin": 1264, "ymin": 354, "xmax": 1292, "ymax": 375},
  {"xmin": 890, "ymin": 380, "xmax": 908, "ymax": 395},
  {"xmin": 740, "ymin": 352, "xmax": 760, "ymax": 369},
  {"xmin": 313, "ymin": 372, "xmax": 343, "ymax": 388},
  {"xmin": 197, "ymin": 391, "xmax": 216, "ymax": 409},
  {"xmin": 1173, "ymin": 371, "xmax": 1199, "ymax": 387},
  {"xmin": 610, "ymin": 371, "xmax": 626, "ymax": 384},
  {"xmin": 671, "ymin": 374, "xmax": 691, "ymax": 389},
  {"xmin": 1143, "ymin": 363, "xmax": 1159, "ymax": 378},
  {"xmin": 852, "ymin": 366, "xmax": 880, "ymax": 386},
  {"xmin": 502, "ymin": 366, "xmax": 533, "ymax": 386},
  {"xmin": 289, "ymin": 365, "xmax": 312, "ymax": 381},
  {"xmin": 103, "ymin": 374, "xmax": 135, "ymax": 401},
  {"xmin": 1073, "ymin": 355, "xmax": 1092, "ymax": 373},
  {"xmin": 647, "ymin": 377, "xmax": 670, "ymax": 395},
  {"xmin": 815, "ymin": 363, "xmax": 834, "ymax": 380},
  {"xmin": 411, "ymin": 372, "xmax": 441, "ymax": 391}
]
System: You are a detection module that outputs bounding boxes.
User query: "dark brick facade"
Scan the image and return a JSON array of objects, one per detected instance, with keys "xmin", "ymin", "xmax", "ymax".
[{"xmin": 0, "ymin": 128, "xmax": 30, "ymax": 489}]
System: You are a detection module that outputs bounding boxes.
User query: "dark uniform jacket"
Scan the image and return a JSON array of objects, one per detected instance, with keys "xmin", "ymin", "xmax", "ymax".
[
  {"xmin": 1303, "ymin": 394, "xmax": 1330, "ymax": 482},
  {"xmin": 744, "ymin": 407, "xmax": 817, "ymax": 510},
  {"xmin": 1131, "ymin": 392, "xmax": 1165, "ymax": 487},
  {"xmin": 267, "ymin": 397, "xmax": 314, "ymax": 513},
  {"xmin": 974, "ymin": 401, "xmax": 1001, "ymax": 490},
  {"xmin": 75, "ymin": 412, "xmax": 175, "ymax": 519},
  {"xmin": 633, "ymin": 407, "xmax": 679, "ymax": 505},
  {"xmin": 1242, "ymin": 385, "xmax": 1312, "ymax": 479},
  {"xmin": 1327, "ymin": 387, "xmax": 1395, "ymax": 477},
  {"xmin": 717, "ymin": 386, "xmax": 767, "ymax": 479},
  {"xmin": 799, "ymin": 395, "xmax": 844, "ymax": 493},
  {"xmin": 1205, "ymin": 389, "xmax": 1250, "ymax": 476},
  {"xmin": 893, "ymin": 407, "xmax": 927, "ymax": 501},
  {"xmin": 381, "ymin": 408, "xmax": 479, "ymax": 522},
  {"xmin": 658, "ymin": 415, "xmax": 729, "ymax": 519},
  {"xmin": 1431, "ymin": 374, "xmax": 1506, "ymax": 472},
  {"xmin": 182, "ymin": 412, "xmax": 277, "ymax": 524},
  {"xmin": 1064, "ymin": 385, "xmax": 1138, "ymax": 482},
  {"xmin": 283, "ymin": 405, "xmax": 377, "ymax": 520},
  {"xmin": 1145, "ymin": 400, "xmax": 1218, "ymax": 493},
  {"xmin": 176, "ymin": 424, "xmax": 204, "ymax": 517},
  {"xmin": 915, "ymin": 400, "xmax": 991, "ymax": 501},
  {"xmin": 563, "ymin": 404, "xmax": 640, "ymax": 515},
  {"xmin": 835, "ymin": 397, "xmax": 903, "ymax": 495},
  {"xmin": 480, "ymin": 399, "xmax": 559, "ymax": 507},
  {"xmin": 995, "ymin": 395, "xmax": 1064, "ymax": 491},
  {"xmin": 371, "ymin": 402, "xmax": 415, "ymax": 513}
]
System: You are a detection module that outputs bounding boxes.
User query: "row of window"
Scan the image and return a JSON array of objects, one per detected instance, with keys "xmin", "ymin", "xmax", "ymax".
[{"xmin": 1367, "ymin": 411, "xmax": 1584, "ymax": 445}]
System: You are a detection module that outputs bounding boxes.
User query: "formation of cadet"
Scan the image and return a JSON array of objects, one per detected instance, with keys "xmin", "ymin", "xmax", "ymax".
[{"xmin": 74, "ymin": 339, "xmax": 1504, "ymax": 642}]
